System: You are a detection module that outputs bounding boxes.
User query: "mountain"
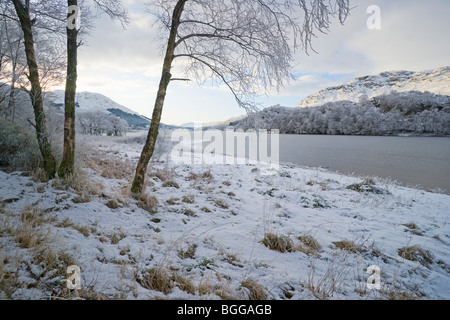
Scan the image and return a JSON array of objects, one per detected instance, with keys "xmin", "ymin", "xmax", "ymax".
[
  {"xmin": 45, "ymin": 91, "xmax": 151, "ymax": 128},
  {"xmin": 297, "ymin": 66, "xmax": 450, "ymax": 108}
]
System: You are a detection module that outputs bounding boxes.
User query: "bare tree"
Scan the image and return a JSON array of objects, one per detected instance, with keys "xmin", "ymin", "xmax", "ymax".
[
  {"xmin": 131, "ymin": 0, "xmax": 351, "ymax": 193},
  {"xmin": 9, "ymin": 0, "xmax": 62, "ymax": 178},
  {"xmin": 0, "ymin": 3, "xmax": 27, "ymax": 122},
  {"xmin": 0, "ymin": 15, "xmax": 26, "ymax": 122},
  {"xmin": 58, "ymin": 0, "xmax": 128, "ymax": 178}
]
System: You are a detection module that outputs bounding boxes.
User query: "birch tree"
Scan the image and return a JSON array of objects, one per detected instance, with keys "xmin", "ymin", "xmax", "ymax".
[
  {"xmin": 9, "ymin": 0, "xmax": 62, "ymax": 178},
  {"xmin": 131, "ymin": 0, "xmax": 351, "ymax": 193},
  {"xmin": 58, "ymin": 0, "xmax": 128, "ymax": 178}
]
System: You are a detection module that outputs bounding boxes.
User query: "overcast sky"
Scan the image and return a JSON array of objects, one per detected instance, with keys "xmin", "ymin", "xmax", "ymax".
[{"xmin": 68, "ymin": 0, "xmax": 450, "ymax": 126}]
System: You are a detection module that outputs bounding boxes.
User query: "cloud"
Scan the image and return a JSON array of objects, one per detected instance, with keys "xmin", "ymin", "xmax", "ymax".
[
  {"xmin": 346, "ymin": 0, "xmax": 450, "ymax": 72},
  {"xmin": 292, "ymin": 0, "xmax": 450, "ymax": 76}
]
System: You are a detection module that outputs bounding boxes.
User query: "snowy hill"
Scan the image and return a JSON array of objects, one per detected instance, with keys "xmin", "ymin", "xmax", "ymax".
[
  {"xmin": 298, "ymin": 66, "xmax": 450, "ymax": 108},
  {"xmin": 45, "ymin": 91, "xmax": 151, "ymax": 128}
]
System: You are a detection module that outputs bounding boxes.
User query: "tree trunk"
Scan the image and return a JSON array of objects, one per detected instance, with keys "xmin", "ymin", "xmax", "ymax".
[
  {"xmin": 131, "ymin": 0, "xmax": 187, "ymax": 194},
  {"xmin": 58, "ymin": 0, "xmax": 78, "ymax": 178},
  {"xmin": 12, "ymin": 0, "xmax": 57, "ymax": 179},
  {"xmin": 8, "ymin": 81, "xmax": 15, "ymax": 122}
]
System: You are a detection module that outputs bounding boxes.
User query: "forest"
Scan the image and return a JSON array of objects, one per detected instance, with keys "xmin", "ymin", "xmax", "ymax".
[{"xmin": 235, "ymin": 91, "xmax": 450, "ymax": 136}]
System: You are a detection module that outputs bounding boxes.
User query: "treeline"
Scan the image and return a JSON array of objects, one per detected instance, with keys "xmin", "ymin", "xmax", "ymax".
[
  {"xmin": 77, "ymin": 112, "xmax": 129, "ymax": 136},
  {"xmin": 235, "ymin": 91, "xmax": 450, "ymax": 136}
]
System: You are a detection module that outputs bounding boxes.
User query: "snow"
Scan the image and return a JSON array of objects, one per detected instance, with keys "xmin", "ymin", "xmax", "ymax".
[
  {"xmin": 0, "ymin": 133, "xmax": 449, "ymax": 300},
  {"xmin": 46, "ymin": 90, "xmax": 142, "ymax": 116}
]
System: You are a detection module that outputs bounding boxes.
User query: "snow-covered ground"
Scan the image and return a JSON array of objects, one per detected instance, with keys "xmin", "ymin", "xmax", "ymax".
[{"xmin": 1, "ymin": 133, "xmax": 449, "ymax": 300}]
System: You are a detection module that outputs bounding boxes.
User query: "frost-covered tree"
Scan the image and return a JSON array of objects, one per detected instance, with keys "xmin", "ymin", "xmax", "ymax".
[
  {"xmin": 106, "ymin": 114, "xmax": 129, "ymax": 137},
  {"xmin": 0, "ymin": 8, "xmax": 27, "ymax": 123},
  {"xmin": 131, "ymin": 0, "xmax": 352, "ymax": 193},
  {"xmin": 234, "ymin": 91, "xmax": 450, "ymax": 136}
]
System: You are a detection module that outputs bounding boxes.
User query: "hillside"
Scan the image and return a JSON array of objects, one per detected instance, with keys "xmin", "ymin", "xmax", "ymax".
[
  {"xmin": 45, "ymin": 91, "xmax": 151, "ymax": 128},
  {"xmin": 298, "ymin": 66, "xmax": 450, "ymax": 108}
]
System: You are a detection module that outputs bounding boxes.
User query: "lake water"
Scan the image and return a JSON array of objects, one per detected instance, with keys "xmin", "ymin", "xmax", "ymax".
[{"xmin": 279, "ymin": 135, "xmax": 450, "ymax": 193}]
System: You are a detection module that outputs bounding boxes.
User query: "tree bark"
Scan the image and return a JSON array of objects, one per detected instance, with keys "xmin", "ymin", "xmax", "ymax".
[
  {"xmin": 12, "ymin": 0, "xmax": 57, "ymax": 179},
  {"xmin": 131, "ymin": 0, "xmax": 187, "ymax": 194},
  {"xmin": 8, "ymin": 81, "xmax": 16, "ymax": 122},
  {"xmin": 58, "ymin": 0, "xmax": 78, "ymax": 178}
]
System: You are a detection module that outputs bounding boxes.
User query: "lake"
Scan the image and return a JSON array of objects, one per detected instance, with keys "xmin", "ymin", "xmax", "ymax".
[{"xmin": 279, "ymin": 135, "xmax": 450, "ymax": 193}]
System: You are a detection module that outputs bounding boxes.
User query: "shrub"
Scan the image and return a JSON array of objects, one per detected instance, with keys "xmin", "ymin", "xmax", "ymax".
[
  {"xmin": 346, "ymin": 179, "xmax": 390, "ymax": 195},
  {"xmin": 0, "ymin": 119, "xmax": 42, "ymax": 171}
]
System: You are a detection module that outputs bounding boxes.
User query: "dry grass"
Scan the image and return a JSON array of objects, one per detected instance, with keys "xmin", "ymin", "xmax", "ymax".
[
  {"xmin": 172, "ymin": 273, "xmax": 196, "ymax": 295},
  {"xmin": 149, "ymin": 166, "xmax": 176, "ymax": 182},
  {"xmin": 186, "ymin": 170, "xmax": 214, "ymax": 183},
  {"xmin": 52, "ymin": 168, "xmax": 104, "ymax": 199},
  {"xmin": 306, "ymin": 260, "xmax": 351, "ymax": 300},
  {"xmin": 136, "ymin": 267, "xmax": 174, "ymax": 294},
  {"xmin": 261, "ymin": 233, "xmax": 295, "ymax": 253},
  {"xmin": 0, "ymin": 206, "xmax": 91, "ymax": 299},
  {"xmin": 296, "ymin": 235, "xmax": 322, "ymax": 257},
  {"xmin": 398, "ymin": 245, "xmax": 434, "ymax": 267},
  {"xmin": 108, "ymin": 228, "xmax": 127, "ymax": 245},
  {"xmin": 105, "ymin": 199, "xmax": 120, "ymax": 209},
  {"xmin": 15, "ymin": 206, "xmax": 54, "ymax": 249},
  {"xmin": 20, "ymin": 205, "xmax": 55, "ymax": 226},
  {"xmin": 85, "ymin": 151, "xmax": 136, "ymax": 181},
  {"xmin": 134, "ymin": 193, "xmax": 159, "ymax": 213},
  {"xmin": 182, "ymin": 195, "xmax": 195, "ymax": 204},
  {"xmin": 162, "ymin": 180, "xmax": 180, "ymax": 189},
  {"xmin": 219, "ymin": 249, "xmax": 243, "ymax": 268},
  {"xmin": 32, "ymin": 247, "xmax": 78, "ymax": 279},
  {"xmin": 55, "ymin": 218, "xmax": 96, "ymax": 238},
  {"xmin": 240, "ymin": 278, "xmax": 267, "ymax": 300},
  {"xmin": 166, "ymin": 197, "xmax": 180, "ymax": 205},
  {"xmin": 214, "ymin": 199, "xmax": 229, "ymax": 210},
  {"xmin": 333, "ymin": 240, "xmax": 365, "ymax": 254},
  {"xmin": 178, "ymin": 243, "xmax": 197, "ymax": 260},
  {"xmin": 401, "ymin": 223, "xmax": 423, "ymax": 236}
]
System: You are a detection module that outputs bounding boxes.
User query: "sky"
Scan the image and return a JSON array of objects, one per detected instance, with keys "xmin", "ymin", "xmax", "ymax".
[{"xmin": 68, "ymin": 0, "xmax": 450, "ymax": 126}]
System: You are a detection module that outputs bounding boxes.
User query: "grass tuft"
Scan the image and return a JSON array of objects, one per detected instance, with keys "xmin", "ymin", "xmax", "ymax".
[{"xmin": 261, "ymin": 233, "xmax": 294, "ymax": 253}]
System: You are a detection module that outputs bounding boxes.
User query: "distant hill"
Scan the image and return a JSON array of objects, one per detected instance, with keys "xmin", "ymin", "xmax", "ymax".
[
  {"xmin": 297, "ymin": 66, "xmax": 450, "ymax": 108},
  {"xmin": 45, "ymin": 91, "xmax": 152, "ymax": 129}
]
